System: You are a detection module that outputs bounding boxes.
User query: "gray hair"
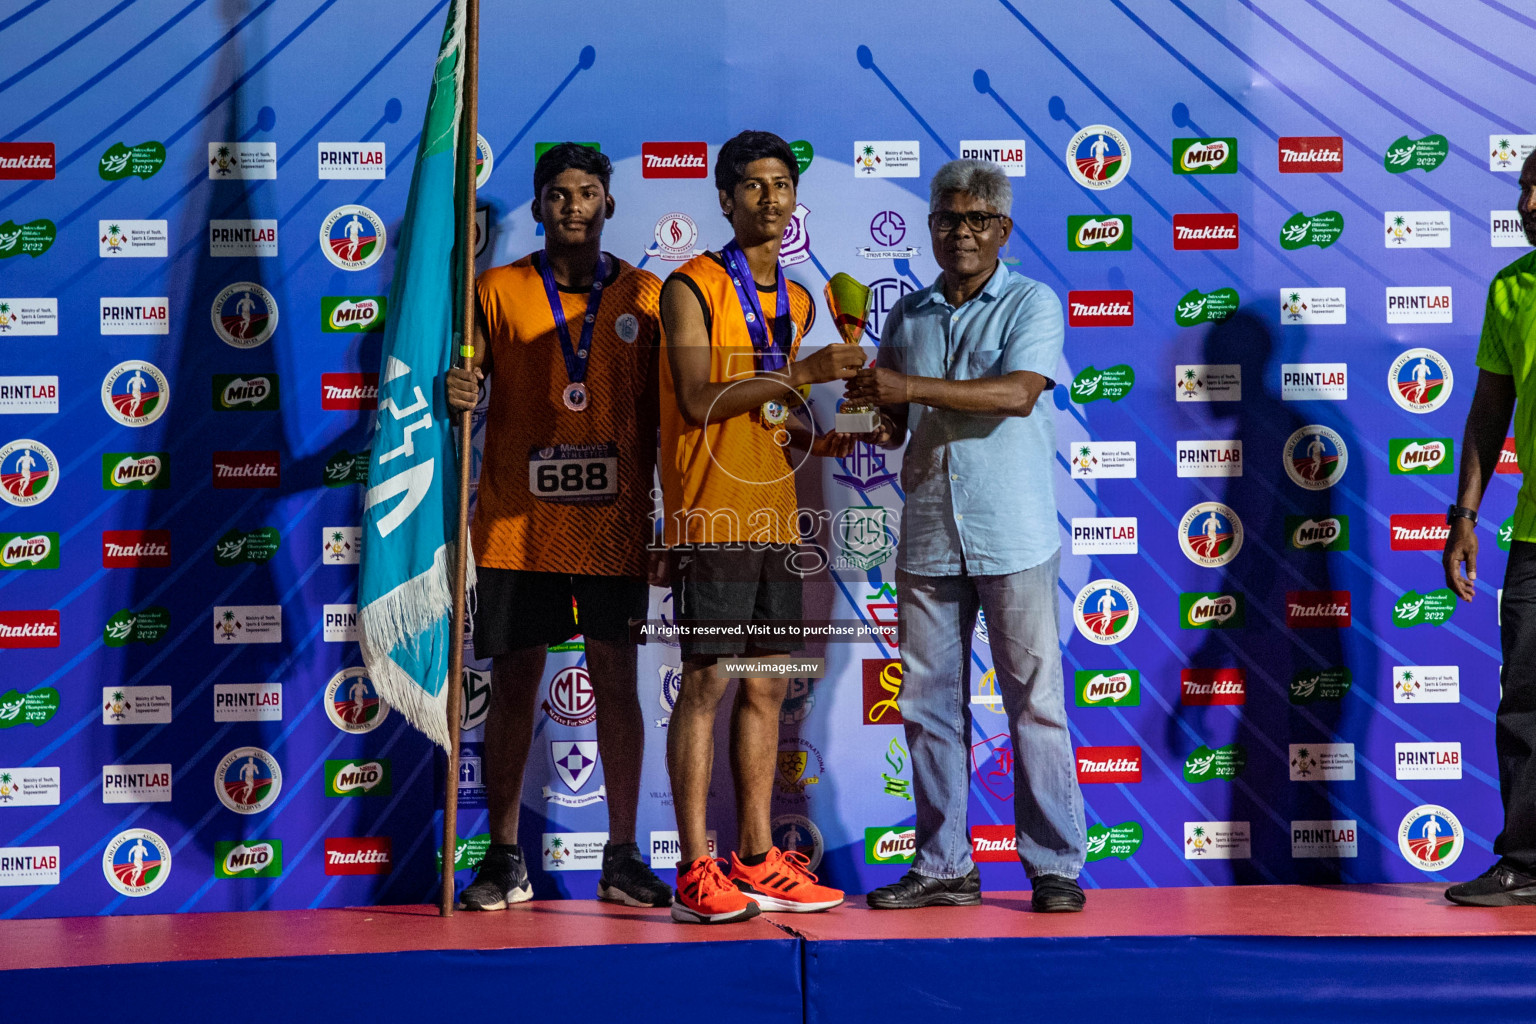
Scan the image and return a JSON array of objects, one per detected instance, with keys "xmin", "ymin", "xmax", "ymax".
[{"xmin": 928, "ymin": 159, "xmax": 1012, "ymax": 217}]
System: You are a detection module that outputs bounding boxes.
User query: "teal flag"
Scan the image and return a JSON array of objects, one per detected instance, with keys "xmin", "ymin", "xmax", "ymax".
[{"xmin": 358, "ymin": 0, "xmax": 473, "ymax": 750}]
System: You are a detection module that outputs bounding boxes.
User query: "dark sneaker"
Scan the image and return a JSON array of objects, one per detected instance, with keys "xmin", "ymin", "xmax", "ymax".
[
  {"xmin": 1030, "ymin": 874, "xmax": 1085, "ymax": 913},
  {"xmin": 457, "ymin": 845, "xmax": 532, "ymax": 911},
  {"xmin": 1445, "ymin": 861, "xmax": 1536, "ymax": 907},
  {"xmin": 597, "ymin": 842, "xmax": 671, "ymax": 908},
  {"xmin": 867, "ymin": 867, "xmax": 982, "ymax": 909}
]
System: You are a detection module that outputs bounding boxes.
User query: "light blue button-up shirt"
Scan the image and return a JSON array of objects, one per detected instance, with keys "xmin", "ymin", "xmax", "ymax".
[{"xmin": 875, "ymin": 261, "xmax": 1064, "ymax": 577}]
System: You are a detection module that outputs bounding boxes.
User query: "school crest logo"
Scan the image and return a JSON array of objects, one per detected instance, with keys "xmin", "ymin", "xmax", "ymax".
[
  {"xmin": 319, "ymin": 204, "xmax": 386, "ymax": 271},
  {"xmin": 1179, "ymin": 502, "xmax": 1242, "ymax": 567},
  {"xmin": 1388, "ymin": 348, "xmax": 1452, "ymax": 414},
  {"xmin": 211, "ymin": 283, "xmax": 278, "ymax": 348},
  {"xmin": 1283, "ymin": 425, "xmax": 1348, "ymax": 489},
  {"xmin": 1067, "ymin": 125, "xmax": 1131, "ymax": 189},
  {"xmin": 214, "ymin": 746, "xmax": 282, "ymax": 814},
  {"xmin": 101, "ymin": 360, "xmax": 169, "ymax": 427},
  {"xmin": 0, "ymin": 439, "xmax": 58, "ymax": 507},
  {"xmin": 1073, "ymin": 580, "xmax": 1139, "ymax": 644}
]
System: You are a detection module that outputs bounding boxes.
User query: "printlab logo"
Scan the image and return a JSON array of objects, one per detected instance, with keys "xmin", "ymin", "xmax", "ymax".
[
  {"xmin": 100, "ymin": 297, "xmax": 169, "ymax": 335},
  {"xmin": 1070, "ymin": 517, "xmax": 1138, "ymax": 555},
  {"xmin": 958, "ymin": 140, "xmax": 1026, "ymax": 175},
  {"xmin": 1066, "ymin": 124, "xmax": 1131, "ymax": 189},
  {"xmin": 1389, "ymin": 348, "xmax": 1453, "ymax": 413},
  {"xmin": 1073, "ymin": 581, "xmax": 1139, "ymax": 644},
  {"xmin": 318, "ymin": 142, "xmax": 386, "ymax": 179},
  {"xmin": 1396, "ymin": 743, "xmax": 1462, "ymax": 780},
  {"xmin": 1386, "ymin": 287, "xmax": 1452, "ymax": 324},
  {"xmin": 1280, "ymin": 363, "xmax": 1347, "ymax": 401},
  {"xmin": 1172, "ymin": 137, "xmax": 1237, "ymax": 173},
  {"xmin": 215, "ymin": 746, "xmax": 282, "ymax": 814},
  {"xmin": 1176, "ymin": 440, "xmax": 1243, "ymax": 477},
  {"xmin": 209, "ymin": 219, "xmax": 277, "ymax": 258},
  {"xmin": 0, "ymin": 376, "xmax": 57, "ymax": 415},
  {"xmin": 1283, "ymin": 426, "xmax": 1348, "ymax": 490},
  {"xmin": 546, "ymin": 742, "xmax": 605, "ymax": 807}
]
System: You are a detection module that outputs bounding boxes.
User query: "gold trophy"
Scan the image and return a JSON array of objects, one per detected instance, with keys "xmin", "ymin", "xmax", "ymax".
[{"xmin": 825, "ymin": 273, "xmax": 880, "ymax": 434}]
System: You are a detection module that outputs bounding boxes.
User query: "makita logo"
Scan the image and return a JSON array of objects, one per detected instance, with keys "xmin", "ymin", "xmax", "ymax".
[
  {"xmin": 1181, "ymin": 669, "xmax": 1246, "ymax": 706},
  {"xmin": 1500, "ymin": 437, "xmax": 1520, "ymax": 473},
  {"xmin": 102, "ymin": 530, "xmax": 171, "ymax": 567},
  {"xmin": 970, "ymin": 825, "xmax": 1018, "ymax": 862},
  {"xmin": 641, "ymin": 142, "xmax": 708, "ymax": 178},
  {"xmin": 0, "ymin": 143, "xmax": 56, "ymax": 179},
  {"xmin": 320, "ymin": 373, "xmax": 379, "ymax": 409},
  {"xmin": 1279, "ymin": 136, "xmax": 1344, "ymax": 172},
  {"xmin": 1172, "ymin": 213, "xmax": 1239, "ymax": 250},
  {"xmin": 1287, "ymin": 590, "xmax": 1351, "ymax": 627},
  {"xmin": 1067, "ymin": 290, "xmax": 1134, "ymax": 326},
  {"xmin": 1075, "ymin": 745, "xmax": 1142, "ymax": 782},
  {"xmin": 212, "ymin": 451, "xmax": 280, "ymax": 489},
  {"xmin": 0, "ymin": 611, "xmax": 60, "ymax": 647},
  {"xmin": 1389, "ymin": 514, "xmax": 1450, "ymax": 550},
  {"xmin": 323, "ymin": 837, "xmax": 392, "ymax": 875}
]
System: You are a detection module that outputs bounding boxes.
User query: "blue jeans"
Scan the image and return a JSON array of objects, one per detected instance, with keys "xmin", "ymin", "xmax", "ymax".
[{"xmin": 897, "ymin": 550, "xmax": 1086, "ymax": 879}]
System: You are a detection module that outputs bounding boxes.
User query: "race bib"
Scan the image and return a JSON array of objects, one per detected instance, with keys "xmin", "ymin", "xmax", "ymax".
[{"xmin": 528, "ymin": 442, "xmax": 619, "ymax": 505}]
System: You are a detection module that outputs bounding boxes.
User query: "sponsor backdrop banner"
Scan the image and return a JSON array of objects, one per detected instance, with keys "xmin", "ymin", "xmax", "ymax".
[{"xmin": 0, "ymin": 0, "xmax": 1523, "ymax": 916}]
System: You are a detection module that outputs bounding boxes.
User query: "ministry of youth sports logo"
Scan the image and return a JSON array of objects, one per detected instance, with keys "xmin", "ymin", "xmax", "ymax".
[
  {"xmin": 101, "ymin": 360, "xmax": 169, "ymax": 427},
  {"xmin": 211, "ymin": 282, "xmax": 277, "ymax": 348},
  {"xmin": 325, "ymin": 667, "xmax": 389, "ymax": 734},
  {"xmin": 1398, "ymin": 803, "xmax": 1463, "ymax": 871},
  {"xmin": 1389, "ymin": 348, "xmax": 1453, "ymax": 414},
  {"xmin": 320, "ymin": 204, "xmax": 386, "ymax": 271},
  {"xmin": 1067, "ymin": 125, "xmax": 1131, "ymax": 189},
  {"xmin": 0, "ymin": 438, "xmax": 59, "ymax": 507},
  {"xmin": 1073, "ymin": 580, "xmax": 1139, "ymax": 644},
  {"xmin": 214, "ymin": 746, "xmax": 282, "ymax": 814},
  {"xmin": 1180, "ymin": 502, "xmax": 1243, "ymax": 567},
  {"xmin": 103, "ymin": 828, "xmax": 172, "ymax": 897},
  {"xmin": 1283, "ymin": 425, "xmax": 1348, "ymax": 490}
]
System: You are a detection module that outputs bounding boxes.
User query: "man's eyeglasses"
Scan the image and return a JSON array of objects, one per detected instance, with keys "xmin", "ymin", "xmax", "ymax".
[{"xmin": 928, "ymin": 210, "xmax": 1007, "ymax": 234}]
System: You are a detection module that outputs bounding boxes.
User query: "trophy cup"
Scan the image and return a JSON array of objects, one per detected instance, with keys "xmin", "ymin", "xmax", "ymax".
[{"xmin": 824, "ymin": 273, "xmax": 881, "ymax": 435}]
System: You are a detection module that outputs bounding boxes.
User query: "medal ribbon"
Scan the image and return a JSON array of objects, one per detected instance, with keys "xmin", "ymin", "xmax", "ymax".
[
  {"xmin": 721, "ymin": 240, "xmax": 790, "ymax": 373},
  {"xmin": 537, "ymin": 251, "xmax": 609, "ymax": 388}
]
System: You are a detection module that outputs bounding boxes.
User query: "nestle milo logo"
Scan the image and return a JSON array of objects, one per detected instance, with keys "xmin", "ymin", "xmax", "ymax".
[
  {"xmin": 321, "ymin": 296, "xmax": 387, "ymax": 333},
  {"xmin": 863, "ymin": 826, "xmax": 916, "ymax": 864},
  {"xmin": 214, "ymin": 527, "xmax": 281, "ymax": 566},
  {"xmin": 215, "ymin": 839, "xmax": 282, "ymax": 878},
  {"xmin": 1172, "ymin": 138, "xmax": 1237, "ymax": 174},
  {"xmin": 1285, "ymin": 515, "xmax": 1350, "ymax": 551},
  {"xmin": 1389, "ymin": 438, "xmax": 1452, "ymax": 474},
  {"xmin": 1393, "ymin": 588, "xmax": 1456, "ymax": 627},
  {"xmin": 323, "ymin": 449, "xmax": 370, "ymax": 488},
  {"xmin": 0, "ymin": 218, "xmax": 57, "ymax": 259},
  {"xmin": 213, "ymin": 373, "xmax": 280, "ymax": 411},
  {"xmin": 1383, "ymin": 134, "xmax": 1447, "ymax": 174},
  {"xmin": 0, "ymin": 532, "xmax": 59, "ymax": 569},
  {"xmin": 1280, "ymin": 210, "xmax": 1344, "ymax": 250},
  {"xmin": 1086, "ymin": 821, "xmax": 1143, "ymax": 860},
  {"xmin": 103, "ymin": 606, "xmax": 171, "ymax": 647},
  {"xmin": 98, "ymin": 141, "xmax": 167, "ymax": 181},
  {"xmin": 325, "ymin": 758, "xmax": 391, "ymax": 796},
  {"xmin": 1074, "ymin": 669, "xmax": 1140, "ymax": 707},
  {"xmin": 1180, "ymin": 592, "xmax": 1245, "ymax": 629},
  {"xmin": 1289, "ymin": 666, "xmax": 1352, "ymax": 704},
  {"xmin": 1184, "ymin": 743, "xmax": 1247, "ymax": 782},
  {"xmin": 1067, "ymin": 214, "xmax": 1132, "ymax": 251},
  {"xmin": 0, "ymin": 685, "xmax": 60, "ymax": 727},
  {"xmin": 1070, "ymin": 364, "xmax": 1135, "ymax": 403},
  {"xmin": 1175, "ymin": 287, "xmax": 1239, "ymax": 327},
  {"xmin": 103, "ymin": 452, "xmax": 169, "ymax": 489}
]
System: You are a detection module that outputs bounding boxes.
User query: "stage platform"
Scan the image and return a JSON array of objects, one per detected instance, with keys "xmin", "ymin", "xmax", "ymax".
[{"xmin": 10, "ymin": 885, "xmax": 1536, "ymax": 1022}]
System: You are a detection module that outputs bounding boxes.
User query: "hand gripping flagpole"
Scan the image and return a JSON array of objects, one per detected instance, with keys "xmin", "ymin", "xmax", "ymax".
[{"xmin": 441, "ymin": 0, "xmax": 479, "ymax": 918}]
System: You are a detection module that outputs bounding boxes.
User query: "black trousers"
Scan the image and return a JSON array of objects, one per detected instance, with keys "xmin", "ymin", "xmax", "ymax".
[{"xmin": 1497, "ymin": 541, "xmax": 1536, "ymax": 870}]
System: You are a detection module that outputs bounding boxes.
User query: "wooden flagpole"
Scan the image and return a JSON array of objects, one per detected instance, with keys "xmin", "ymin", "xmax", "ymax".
[{"xmin": 441, "ymin": 0, "xmax": 479, "ymax": 918}]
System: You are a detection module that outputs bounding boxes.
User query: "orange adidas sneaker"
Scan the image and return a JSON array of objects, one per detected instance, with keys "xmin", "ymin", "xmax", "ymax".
[
  {"xmin": 672, "ymin": 856, "xmax": 761, "ymax": 924},
  {"xmin": 728, "ymin": 847, "xmax": 845, "ymax": 913}
]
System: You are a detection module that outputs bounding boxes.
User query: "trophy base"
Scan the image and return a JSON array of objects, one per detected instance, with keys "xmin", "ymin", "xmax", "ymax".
[{"xmin": 836, "ymin": 408, "xmax": 881, "ymax": 434}]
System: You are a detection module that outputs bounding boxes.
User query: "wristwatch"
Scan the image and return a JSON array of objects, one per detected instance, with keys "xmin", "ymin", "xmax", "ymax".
[{"xmin": 1447, "ymin": 504, "xmax": 1478, "ymax": 526}]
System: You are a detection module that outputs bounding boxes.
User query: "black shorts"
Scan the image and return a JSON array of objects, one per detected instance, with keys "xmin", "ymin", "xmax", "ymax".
[
  {"xmin": 472, "ymin": 568, "xmax": 648, "ymax": 659},
  {"xmin": 671, "ymin": 544, "xmax": 805, "ymax": 660}
]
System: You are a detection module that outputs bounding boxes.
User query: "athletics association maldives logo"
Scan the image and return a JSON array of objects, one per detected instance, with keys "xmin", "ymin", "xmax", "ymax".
[
  {"xmin": 1066, "ymin": 124, "xmax": 1131, "ymax": 189},
  {"xmin": 320, "ymin": 204, "xmax": 386, "ymax": 271},
  {"xmin": 211, "ymin": 283, "xmax": 277, "ymax": 349},
  {"xmin": 1389, "ymin": 348, "xmax": 1453, "ymax": 414},
  {"xmin": 214, "ymin": 746, "xmax": 282, "ymax": 814},
  {"xmin": 324, "ymin": 667, "xmax": 389, "ymax": 733},
  {"xmin": 543, "ymin": 666, "xmax": 596, "ymax": 727},
  {"xmin": 1283, "ymin": 425, "xmax": 1348, "ymax": 490},
  {"xmin": 0, "ymin": 439, "xmax": 59, "ymax": 507},
  {"xmin": 1398, "ymin": 804, "xmax": 1463, "ymax": 871},
  {"xmin": 101, "ymin": 361, "xmax": 168, "ymax": 427},
  {"xmin": 1073, "ymin": 580, "xmax": 1139, "ymax": 644},
  {"xmin": 103, "ymin": 828, "xmax": 171, "ymax": 897},
  {"xmin": 1179, "ymin": 502, "xmax": 1242, "ymax": 567}
]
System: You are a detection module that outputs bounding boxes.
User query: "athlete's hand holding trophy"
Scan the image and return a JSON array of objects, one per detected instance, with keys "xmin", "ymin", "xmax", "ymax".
[{"xmin": 825, "ymin": 273, "xmax": 883, "ymax": 436}]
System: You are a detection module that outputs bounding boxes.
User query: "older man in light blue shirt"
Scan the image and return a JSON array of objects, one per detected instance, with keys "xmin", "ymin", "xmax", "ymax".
[{"xmin": 846, "ymin": 159, "xmax": 1086, "ymax": 913}]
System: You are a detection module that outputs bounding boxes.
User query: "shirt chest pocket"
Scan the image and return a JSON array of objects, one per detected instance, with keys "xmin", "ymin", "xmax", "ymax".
[{"xmin": 961, "ymin": 347, "xmax": 1004, "ymax": 378}]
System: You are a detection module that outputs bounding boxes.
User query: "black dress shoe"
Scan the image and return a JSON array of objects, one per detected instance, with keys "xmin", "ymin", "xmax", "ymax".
[
  {"xmin": 867, "ymin": 867, "xmax": 982, "ymax": 909},
  {"xmin": 1445, "ymin": 861, "xmax": 1536, "ymax": 906},
  {"xmin": 1030, "ymin": 874, "xmax": 1086, "ymax": 913}
]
